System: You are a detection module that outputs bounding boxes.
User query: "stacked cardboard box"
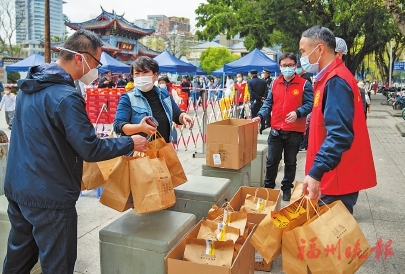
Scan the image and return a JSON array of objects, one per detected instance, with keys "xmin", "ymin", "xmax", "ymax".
[
  {"xmin": 165, "ymin": 186, "xmax": 280, "ymax": 273},
  {"xmin": 228, "ymin": 186, "xmax": 281, "ymax": 271},
  {"xmin": 206, "ymin": 119, "xmax": 258, "ymax": 170}
]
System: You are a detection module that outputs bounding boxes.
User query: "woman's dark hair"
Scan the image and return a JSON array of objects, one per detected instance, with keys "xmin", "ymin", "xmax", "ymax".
[
  {"xmin": 278, "ymin": 52, "xmax": 297, "ymax": 64},
  {"xmin": 130, "ymin": 56, "xmax": 159, "ymax": 75}
]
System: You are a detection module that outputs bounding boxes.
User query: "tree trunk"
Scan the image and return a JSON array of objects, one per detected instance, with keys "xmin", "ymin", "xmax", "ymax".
[{"xmin": 386, "ymin": 0, "xmax": 405, "ymax": 36}]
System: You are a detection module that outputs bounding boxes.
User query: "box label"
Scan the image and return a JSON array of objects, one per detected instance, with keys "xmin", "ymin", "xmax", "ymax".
[
  {"xmin": 255, "ymin": 249, "xmax": 264, "ymax": 262},
  {"xmin": 213, "ymin": 154, "xmax": 221, "ymax": 165}
]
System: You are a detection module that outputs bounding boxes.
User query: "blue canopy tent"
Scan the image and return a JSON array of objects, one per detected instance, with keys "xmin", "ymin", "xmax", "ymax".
[
  {"xmin": 196, "ymin": 67, "xmax": 207, "ymax": 76},
  {"xmin": 5, "ymin": 53, "xmax": 45, "ymax": 72},
  {"xmin": 223, "ymin": 48, "xmax": 280, "ymax": 75},
  {"xmin": 153, "ymin": 50, "xmax": 196, "ymax": 73},
  {"xmin": 211, "ymin": 67, "xmax": 224, "ymax": 76},
  {"xmin": 99, "ymin": 52, "xmax": 130, "ymax": 73}
]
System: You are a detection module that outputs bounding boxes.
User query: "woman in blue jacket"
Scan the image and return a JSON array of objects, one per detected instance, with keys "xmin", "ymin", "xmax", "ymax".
[{"xmin": 114, "ymin": 57, "xmax": 193, "ymax": 143}]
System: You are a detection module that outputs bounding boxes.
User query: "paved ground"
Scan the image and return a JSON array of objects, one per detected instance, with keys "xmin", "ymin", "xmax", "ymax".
[{"xmin": 1, "ymin": 93, "xmax": 405, "ymax": 273}]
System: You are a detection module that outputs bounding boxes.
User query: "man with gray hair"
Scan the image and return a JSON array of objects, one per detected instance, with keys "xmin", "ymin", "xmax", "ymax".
[
  {"xmin": 335, "ymin": 37, "xmax": 348, "ymax": 60},
  {"xmin": 299, "ymin": 25, "xmax": 377, "ymax": 214},
  {"xmin": 3, "ymin": 29, "xmax": 148, "ymax": 273}
]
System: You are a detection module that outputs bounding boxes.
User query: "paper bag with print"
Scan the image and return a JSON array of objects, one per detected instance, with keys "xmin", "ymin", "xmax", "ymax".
[
  {"xmin": 240, "ymin": 188, "xmax": 276, "ymax": 214},
  {"xmin": 130, "ymin": 155, "xmax": 176, "ymax": 214},
  {"xmin": 292, "ymin": 200, "xmax": 371, "ymax": 274},
  {"xmin": 282, "ymin": 199, "xmax": 317, "ymax": 274},
  {"xmin": 250, "ymin": 197, "xmax": 307, "ymax": 264},
  {"xmin": 146, "ymin": 136, "xmax": 187, "ymax": 187},
  {"xmin": 99, "ymin": 156, "xmax": 134, "ymax": 212},
  {"xmin": 197, "ymin": 219, "xmax": 240, "ymax": 243},
  {"xmin": 184, "ymin": 238, "xmax": 234, "ymax": 267}
]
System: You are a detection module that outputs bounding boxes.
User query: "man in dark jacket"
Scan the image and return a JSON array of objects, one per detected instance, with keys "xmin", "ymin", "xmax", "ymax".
[
  {"xmin": 248, "ymin": 69, "xmax": 267, "ymax": 132},
  {"xmin": 3, "ymin": 29, "xmax": 148, "ymax": 273},
  {"xmin": 98, "ymin": 70, "xmax": 115, "ymax": 88}
]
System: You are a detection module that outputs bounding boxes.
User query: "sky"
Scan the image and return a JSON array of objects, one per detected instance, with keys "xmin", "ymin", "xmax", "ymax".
[{"xmin": 62, "ymin": 0, "xmax": 206, "ymax": 32}]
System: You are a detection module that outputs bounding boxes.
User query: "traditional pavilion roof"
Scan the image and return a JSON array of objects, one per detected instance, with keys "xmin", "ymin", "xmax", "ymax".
[
  {"xmin": 65, "ymin": 7, "xmax": 155, "ymax": 40},
  {"xmin": 47, "ymin": 41, "xmax": 122, "ymax": 53},
  {"xmin": 138, "ymin": 43, "xmax": 161, "ymax": 57}
]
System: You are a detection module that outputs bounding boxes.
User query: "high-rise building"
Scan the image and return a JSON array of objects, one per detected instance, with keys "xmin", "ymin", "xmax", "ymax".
[{"xmin": 15, "ymin": 0, "xmax": 65, "ymax": 44}]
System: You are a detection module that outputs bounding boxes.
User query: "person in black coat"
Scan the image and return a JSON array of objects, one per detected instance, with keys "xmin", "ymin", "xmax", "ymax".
[{"xmin": 248, "ymin": 69, "xmax": 267, "ymax": 132}]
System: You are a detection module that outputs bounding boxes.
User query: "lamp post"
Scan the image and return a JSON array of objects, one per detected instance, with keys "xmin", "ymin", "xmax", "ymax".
[{"xmin": 389, "ymin": 40, "xmax": 393, "ymax": 87}]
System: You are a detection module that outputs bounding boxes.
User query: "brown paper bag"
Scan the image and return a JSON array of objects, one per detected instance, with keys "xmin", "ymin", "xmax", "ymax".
[
  {"xmin": 82, "ymin": 158, "xmax": 119, "ymax": 190},
  {"xmin": 206, "ymin": 207, "xmax": 247, "ymax": 237},
  {"xmin": 250, "ymin": 197, "xmax": 307, "ymax": 263},
  {"xmin": 290, "ymin": 181, "xmax": 303, "ymax": 204},
  {"xmin": 130, "ymin": 155, "xmax": 176, "ymax": 214},
  {"xmin": 146, "ymin": 136, "xmax": 187, "ymax": 188},
  {"xmin": 282, "ymin": 199, "xmax": 316, "ymax": 274},
  {"xmin": 206, "ymin": 203, "xmax": 234, "ymax": 220},
  {"xmin": 240, "ymin": 188, "xmax": 276, "ymax": 214},
  {"xmin": 184, "ymin": 238, "xmax": 234, "ymax": 267},
  {"xmin": 99, "ymin": 156, "xmax": 134, "ymax": 212},
  {"xmin": 197, "ymin": 219, "xmax": 240, "ymax": 243},
  {"xmin": 292, "ymin": 200, "xmax": 371, "ymax": 274}
]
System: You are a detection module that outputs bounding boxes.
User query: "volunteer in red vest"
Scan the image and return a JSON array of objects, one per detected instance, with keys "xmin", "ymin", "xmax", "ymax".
[
  {"xmin": 233, "ymin": 73, "xmax": 248, "ymax": 118},
  {"xmin": 252, "ymin": 52, "xmax": 313, "ymax": 201},
  {"xmin": 299, "ymin": 25, "xmax": 377, "ymax": 214}
]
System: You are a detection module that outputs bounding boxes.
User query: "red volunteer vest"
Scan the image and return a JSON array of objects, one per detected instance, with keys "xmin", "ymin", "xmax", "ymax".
[
  {"xmin": 305, "ymin": 58, "xmax": 377, "ymax": 195},
  {"xmin": 271, "ymin": 74, "xmax": 308, "ymax": 132},
  {"xmin": 234, "ymin": 82, "xmax": 247, "ymax": 103}
]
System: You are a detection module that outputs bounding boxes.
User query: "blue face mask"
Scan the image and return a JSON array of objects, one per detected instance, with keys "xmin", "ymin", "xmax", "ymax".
[
  {"xmin": 280, "ymin": 67, "xmax": 296, "ymax": 77},
  {"xmin": 300, "ymin": 45, "xmax": 321, "ymax": 74},
  {"xmin": 296, "ymin": 67, "xmax": 303, "ymax": 74}
]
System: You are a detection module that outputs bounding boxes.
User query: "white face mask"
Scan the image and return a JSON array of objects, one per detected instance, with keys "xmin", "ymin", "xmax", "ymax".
[
  {"xmin": 159, "ymin": 84, "xmax": 167, "ymax": 89},
  {"xmin": 80, "ymin": 66, "xmax": 98, "ymax": 85},
  {"xmin": 58, "ymin": 47, "xmax": 99, "ymax": 85},
  {"xmin": 134, "ymin": 75, "xmax": 154, "ymax": 92},
  {"xmin": 237, "ymin": 77, "xmax": 242, "ymax": 82}
]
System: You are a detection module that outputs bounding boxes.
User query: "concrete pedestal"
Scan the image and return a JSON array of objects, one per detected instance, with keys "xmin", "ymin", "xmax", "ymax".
[
  {"xmin": 251, "ymin": 144, "xmax": 268, "ymax": 187},
  {"xmin": 0, "ymin": 195, "xmax": 41, "ymax": 273},
  {"xmin": 99, "ymin": 210, "xmax": 195, "ymax": 274},
  {"xmin": 257, "ymin": 132, "xmax": 268, "ymax": 145},
  {"xmin": 201, "ymin": 163, "xmax": 251, "ymax": 197},
  {"xmin": 169, "ymin": 175, "xmax": 231, "ymax": 221}
]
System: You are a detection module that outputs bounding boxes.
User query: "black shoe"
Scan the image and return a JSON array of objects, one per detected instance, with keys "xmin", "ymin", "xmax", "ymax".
[
  {"xmin": 8, "ymin": 126, "xmax": 11, "ymax": 130},
  {"xmin": 283, "ymin": 190, "xmax": 291, "ymax": 201},
  {"xmin": 264, "ymin": 184, "xmax": 275, "ymax": 189}
]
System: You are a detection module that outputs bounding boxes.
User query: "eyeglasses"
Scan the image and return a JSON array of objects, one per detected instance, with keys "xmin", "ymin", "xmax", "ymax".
[
  {"xmin": 78, "ymin": 51, "xmax": 103, "ymax": 69},
  {"xmin": 280, "ymin": 64, "xmax": 296, "ymax": 68},
  {"xmin": 57, "ymin": 47, "xmax": 103, "ymax": 69}
]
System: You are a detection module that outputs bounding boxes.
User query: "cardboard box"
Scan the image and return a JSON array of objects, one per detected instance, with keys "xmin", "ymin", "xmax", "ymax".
[
  {"xmin": 206, "ymin": 119, "xmax": 258, "ymax": 170},
  {"xmin": 228, "ymin": 186, "xmax": 281, "ymax": 225},
  {"xmin": 228, "ymin": 186, "xmax": 280, "ymax": 272},
  {"xmin": 165, "ymin": 220, "xmax": 255, "ymax": 274},
  {"xmin": 255, "ymin": 249, "xmax": 272, "ymax": 271}
]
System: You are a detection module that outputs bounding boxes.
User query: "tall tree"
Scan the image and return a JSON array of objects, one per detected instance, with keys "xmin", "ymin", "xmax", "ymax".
[
  {"xmin": 385, "ymin": 0, "xmax": 405, "ymax": 36},
  {"xmin": 196, "ymin": 0, "xmax": 397, "ymax": 74},
  {"xmin": 0, "ymin": 0, "xmax": 25, "ymax": 56},
  {"xmin": 199, "ymin": 47, "xmax": 239, "ymax": 74}
]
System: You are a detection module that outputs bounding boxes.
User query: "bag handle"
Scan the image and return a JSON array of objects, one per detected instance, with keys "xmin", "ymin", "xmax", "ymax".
[
  {"xmin": 254, "ymin": 188, "xmax": 269, "ymax": 202},
  {"xmin": 306, "ymin": 197, "xmax": 330, "ymax": 219}
]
